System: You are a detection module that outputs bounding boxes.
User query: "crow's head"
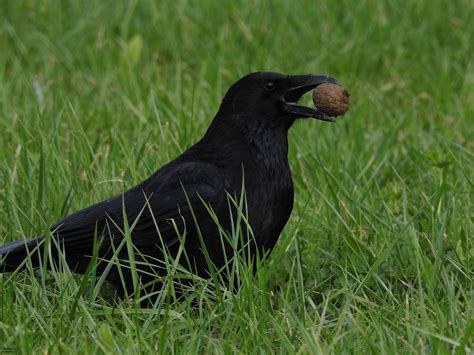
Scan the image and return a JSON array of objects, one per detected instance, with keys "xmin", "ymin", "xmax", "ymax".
[{"xmin": 219, "ymin": 72, "xmax": 340, "ymax": 127}]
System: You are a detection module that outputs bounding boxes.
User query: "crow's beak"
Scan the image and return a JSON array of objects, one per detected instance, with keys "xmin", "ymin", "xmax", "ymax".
[{"xmin": 281, "ymin": 74, "xmax": 340, "ymax": 122}]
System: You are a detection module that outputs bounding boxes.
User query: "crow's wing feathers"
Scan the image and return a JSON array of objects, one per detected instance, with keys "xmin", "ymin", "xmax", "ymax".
[{"xmin": 51, "ymin": 161, "xmax": 225, "ymax": 252}]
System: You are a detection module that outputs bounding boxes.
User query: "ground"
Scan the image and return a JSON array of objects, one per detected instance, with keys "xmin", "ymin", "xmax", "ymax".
[{"xmin": 0, "ymin": 0, "xmax": 472, "ymax": 353}]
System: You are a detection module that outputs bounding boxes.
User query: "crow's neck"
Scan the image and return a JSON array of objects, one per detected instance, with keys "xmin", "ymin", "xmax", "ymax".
[
  {"xmin": 246, "ymin": 122, "xmax": 290, "ymax": 175},
  {"xmin": 202, "ymin": 114, "xmax": 291, "ymax": 177}
]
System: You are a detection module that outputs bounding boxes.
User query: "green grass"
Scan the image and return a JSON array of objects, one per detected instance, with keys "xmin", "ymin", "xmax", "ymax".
[{"xmin": 0, "ymin": 0, "xmax": 473, "ymax": 353}]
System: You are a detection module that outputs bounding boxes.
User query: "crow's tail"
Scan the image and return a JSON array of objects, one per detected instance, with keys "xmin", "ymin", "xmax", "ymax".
[{"xmin": 0, "ymin": 237, "xmax": 45, "ymax": 272}]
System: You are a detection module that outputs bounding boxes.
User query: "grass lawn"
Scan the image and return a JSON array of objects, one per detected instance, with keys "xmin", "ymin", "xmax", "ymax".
[{"xmin": 0, "ymin": 0, "xmax": 472, "ymax": 353}]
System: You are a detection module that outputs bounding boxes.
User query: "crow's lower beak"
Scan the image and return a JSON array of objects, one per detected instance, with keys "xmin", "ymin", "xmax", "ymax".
[{"xmin": 281, "ymin": 74, "xmax": 340, "ymax": 122}]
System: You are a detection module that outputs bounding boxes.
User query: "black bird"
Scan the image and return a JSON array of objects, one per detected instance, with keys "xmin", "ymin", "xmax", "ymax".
[{"xmin": 0, "ymin": 72, "xmax": 340, "ymax": 301}]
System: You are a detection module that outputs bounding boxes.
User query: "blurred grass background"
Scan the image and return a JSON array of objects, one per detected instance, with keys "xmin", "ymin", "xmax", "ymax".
[{"xmin": 0, "ymin": 0, "xmax": 473, "ymax": 353}]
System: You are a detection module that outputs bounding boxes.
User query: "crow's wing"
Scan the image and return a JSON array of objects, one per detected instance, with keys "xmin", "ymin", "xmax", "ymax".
[{"xmin": 50, "ymin": 161, "xmax": 227, "ymax": 253}]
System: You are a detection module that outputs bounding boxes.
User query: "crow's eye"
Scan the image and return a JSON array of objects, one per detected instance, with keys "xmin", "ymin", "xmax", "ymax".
[{"xmin": 264, "ymin": 81, "xmax": 276, "ymax": 92}]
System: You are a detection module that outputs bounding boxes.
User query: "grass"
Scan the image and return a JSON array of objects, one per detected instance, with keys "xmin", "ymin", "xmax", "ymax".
[{"xmin": 0, "ymin": 0, "xmax": 473, "ymax": 352}]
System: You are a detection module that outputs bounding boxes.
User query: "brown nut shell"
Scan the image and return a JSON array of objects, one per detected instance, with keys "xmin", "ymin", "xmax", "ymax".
[{"xmin": 312, "ymin": 83, "xmax": 350, "ymax": 117}]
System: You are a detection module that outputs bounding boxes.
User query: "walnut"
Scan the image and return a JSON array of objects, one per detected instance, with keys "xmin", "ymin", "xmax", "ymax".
[{"xmin": 312, "ymin": 83, "xmax": 350, "ymax": 117}]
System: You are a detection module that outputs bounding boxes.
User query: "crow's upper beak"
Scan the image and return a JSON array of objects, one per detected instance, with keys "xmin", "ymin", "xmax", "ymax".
[{"xmin": 281, "ymin": 74, "xmax": 340, "ymax": 122}]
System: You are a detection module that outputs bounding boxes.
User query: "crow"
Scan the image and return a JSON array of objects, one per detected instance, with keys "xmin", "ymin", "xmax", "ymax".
[{"xmin": 0, "ymin": 72, "xmax": 340, "ymax": 302}]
